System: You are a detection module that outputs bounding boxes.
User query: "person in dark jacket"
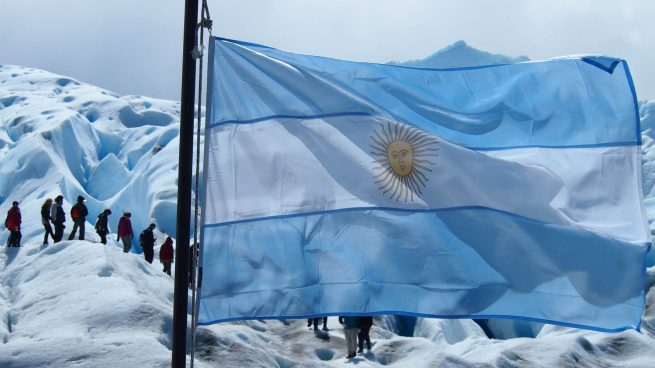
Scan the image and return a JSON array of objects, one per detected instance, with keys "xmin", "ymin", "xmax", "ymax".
[
  {"xmin": 189, "ymin": 242, "xmax": 199, "ymax": 288},
  {"xmin": 357, "ymin": 316, "xmax": 373, "ymax": 353},
  {"xmin": 117, "ymin": 212, "xmax": 134, "ymax": 253},
  {"xmin": 310, "ymin": 317, "xmax": 329, "ymax": 332},
  {"xmin": 339, "ymin": 316, "xmax": 359, "ymax": 358},
  {"xmin": 67, "ymin": 195, "xmax": 88, "ymax": 240},
  {"xmin": 159, "ymin": 236, "xmax": 174, "ymax": 276},
  {"xmin": 41, "ymin": 198, "xmax": 55, "ymax": 244},
  {"xmin": 94, "ymin": 209, "xmax": 112, "ymax": 244},
  {"xmin": 5, "ymin": 201, "xmax": 22, "ymax": 247},
  {"xmin": 50, "ymin": 195, "xmax": 66, "ymax": 243},
  {"xmin": 140, "ymin": 223, "xmax": 156, "ymax": 263}
]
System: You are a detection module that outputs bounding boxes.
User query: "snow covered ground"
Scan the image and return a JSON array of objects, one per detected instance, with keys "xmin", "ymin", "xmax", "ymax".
[{"xmin": 1, "ymin": 42, "xmax": 655, "ymax": 367}]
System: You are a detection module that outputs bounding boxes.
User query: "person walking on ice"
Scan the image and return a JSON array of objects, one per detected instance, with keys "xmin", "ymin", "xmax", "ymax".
[
  {"xmin": 117, "ymin": 211, "xmax": 134, "ymax": 253},
  {"xmin": 339, "ymin": 316, "xmax": 359, "ymax": 359},
  {"xmin": 310, "ymin": 317, "xmax": 329, "ymax": 332},
  {"xmin": 50, "ymin": 195, "xmax": 66, "ymax": 243},
  {"xmin": 41, "ymin": 198, "xmax": 55, "ymax": 244},
  {"xmin": 357, "ymin": 316, "xmax": 373, "ymax": 353},
  {"xmin": 5, "ymin": 201, "xmax": 22, "ymax": 247},
  {"xmin": 94, "ymin": 209, "xmax": 112, "ymax": 244},
  {"xmin": 67, "ymin": 195, "xmax": 88, "ymax": 240},
  {"xmin": 139, "ymin": 223, "xmax": 156, "ymax": 263},
  {"xmin": 159, "ymin": 236, "xmax": 174, "ymax": 276}
]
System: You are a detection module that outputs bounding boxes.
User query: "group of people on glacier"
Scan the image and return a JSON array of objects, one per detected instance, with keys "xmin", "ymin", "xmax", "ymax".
[
  {"xmin": 307, "ymin": 316, "xmax": 374, "ymax": 359},
  {"xmin": 8, "ymin": 196, "xmax": 376, "ymax": 359},
  {"xmin": 4, "ymin": 195, "xmax": 175, "ymax": 276}
]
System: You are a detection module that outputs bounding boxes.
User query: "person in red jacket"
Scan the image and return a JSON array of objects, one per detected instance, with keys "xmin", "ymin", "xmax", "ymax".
[
  {"xmin": 5, "ymin": 201, "xmax": 22, "ymax": 247},
  {"xmin": 116, "ymin": 211, "xmax": 134, "ymax": 253},
  {"xmin": 159, "ymin": 236, "xmax": 174, "ymax": 276}
]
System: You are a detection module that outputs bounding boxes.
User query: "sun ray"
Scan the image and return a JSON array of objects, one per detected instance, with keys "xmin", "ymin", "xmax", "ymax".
[
  {"xmin": 402, "ymin": 177, "xmax": 410, "ymax": 203},
  {"xmin": 373, "ymin": 128, "xmax": 390, "ymax": 147},
  {"xmin": 414, "ymin": 159, "xmax": 436, "ymax": 165},
  {"xmin": 413, "ymin": 169, "xmax": 427, "ymax": 187},
  {"xmin": 390, "ymin": 173, "xmax": 403, "ymax": 198},
  {"xmin": 370, "ymin": 135, "xmax": 388, "ymax": 149},
  {"xmin": 370, "ymin": 147, "xmax": 387, "ymax": 155},
  {"xmin": 369, "ymin": 145, "xmax": 387, "ymax": 155},
  {"xmin": 396, "ymin": 179, "xmax": 405, "ymax": 202},
  {"xmin": 414, "ymin": 147, "xmax": 440, "ymax": 154},
  {"xmin": 413, "ymin": 144, "xmax": 440, "ymax": 153},
  {"xmin": 397, "ymin": 124, "xmax": 407, "ymax": 142},
  {"xmin": 373, "ymin": 129, "xmax": 391, "ymax": 147},
  {"xmin": 412, "ymin": 137, "xmax": 439, "ymax": 148},
  {"xmin": 378, "ymin": 172, "xmax": 395, "ymax": 190},
  {"xmin": 375, "ymin": 169, "xmax": 394, "ymax": 182},
  {"xmin": 407, "ymin": 173, "xmax": 423, "ymax": 196},
  {"xmin": 414, "ymin": 162, "xmax": 433, "ymax": 173},
  {"xmin": 406, "ymin": 174, "xmax": 422, "ymax": 195},
  {"xmin": 382, "ymin": 175, "xmax": 399, "ymax": 195},
  {"xmin": 376, "ymin": 167, "xmax": 396, "ymax": 185},
  {"xmin": 370, "ymin": 140, "xmax": 386, "ymax": 151},
  {"xmin": 404, "ymin": 129, "xmax": 422, "ymax": 145},
  {"xmin": 385, "ymin": 122, "xmax": 394, "ymax": 142}
]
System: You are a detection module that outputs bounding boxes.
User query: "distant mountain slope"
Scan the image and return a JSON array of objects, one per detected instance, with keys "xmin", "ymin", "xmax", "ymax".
[{"xmin": 389, "ymin": 40, "xmax": 529, "ymax": 68}]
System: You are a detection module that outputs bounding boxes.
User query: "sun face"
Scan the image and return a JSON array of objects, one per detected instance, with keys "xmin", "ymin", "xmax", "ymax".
[{"xmin": 370, "ymin": 121, "xmax": 439, "ymax": 203}]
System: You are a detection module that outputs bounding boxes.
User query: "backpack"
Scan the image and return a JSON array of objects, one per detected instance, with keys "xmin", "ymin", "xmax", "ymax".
[
  {"xmin": 94, "ymin": 214, "xmax": 104, "ymax": 232},
  {"xmin": 139, "ymin": 230, "xmax": 148, "ymax": 245},
  {"xmin": 71, "ymin": 204, "xmax": 81, "ymax": 219}
]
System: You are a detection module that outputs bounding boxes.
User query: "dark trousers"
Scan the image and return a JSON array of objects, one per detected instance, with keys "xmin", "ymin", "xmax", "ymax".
[
  {"xmin": 97, "ymin": 231, "xmax": 107, "ymax": 244},
  {"xmin": 68, "ymin": 218, "xmax": 85, "ymax": 240},
  {"xmin": 7, "ymin": 230, "xmax": 21, "ymax": 247},
  {"xmin": 162, "ymin": 261, "xmax": 172, "ymax": 275},
  {"xmin": 358, "ymin": 326, "xmax": 371, "ymax": 351},
  {"xmin": 143, "ymin": 245, "xmax": 154, "ymax": 263},
  {"xmin": 53, "ymin": 223, "xmax": 65, "ymax": 243},
  {"xmin": 313, "ymin": 317, "xmax": 328, "ymax": 330},
  {"xmin": 43, "ymin": 223, "xmax": 54, "ymax": 244}
]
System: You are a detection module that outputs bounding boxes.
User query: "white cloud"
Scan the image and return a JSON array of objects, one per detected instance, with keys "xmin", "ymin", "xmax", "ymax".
[{"xmin": 1, "ymin": 0, "xmax": 653, "ymax": 100}]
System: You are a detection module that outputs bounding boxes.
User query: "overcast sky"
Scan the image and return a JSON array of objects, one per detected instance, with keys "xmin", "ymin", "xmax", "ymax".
[{"xmin": 1, "ymin": 0, "xmax": 654, "ymax": 100}]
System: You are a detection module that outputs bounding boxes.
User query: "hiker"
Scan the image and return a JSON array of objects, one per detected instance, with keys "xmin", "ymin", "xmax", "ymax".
[
  {"xmin": 338, "ymin": 316, "xmax": 359, "ymax": 359},
  {"xmin": 5, "ymin": 201, "xmax": 22, "ymax": 247},
  {"xmin": 140, "ymin": 223, "xmax": 156, "ymax": 263},
  {"xmin": 189, "ymin": 242, "xmax": 199, "ymax": 288},
  {"xmin": 160, "ymin": 236, "xmax": 174, "ymax": 276},
  {"xmin": 50, "ymin": 195, "xmax": 66, "ymax": 243},
  {"xmin": 67, "ymin": 195, "xmax": 88, "ymax": 240},
  {"xmin": 94, "ymin": 209, "xmax": 112, "ymax": 244},
  {"xmin": 357, "ymin": 316, "xmax": 373, "ymax": 353},
  {"xmin": 311, "ymin": 317, "xmax": 329, "ymax": 332},
  {"xmin": 117, "ymin": 212, "xmax": 134, "ymax": 253},
  {"xmin": 41, "ymin": 198, "xmax": 55, "ymax": 244}
]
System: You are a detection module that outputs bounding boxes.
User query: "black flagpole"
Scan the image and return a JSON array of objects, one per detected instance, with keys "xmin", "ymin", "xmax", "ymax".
[{"xmin": 172, "ymin": 0, "xmax": 199, "ymax": 366}]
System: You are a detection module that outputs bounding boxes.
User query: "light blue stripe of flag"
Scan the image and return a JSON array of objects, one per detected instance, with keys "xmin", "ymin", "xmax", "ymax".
[
  {"xmin": 208, "ymin": 38, "xmax": 639, "ymax": 149},
  {"xmin": 200, "ymin": 209, "xmax": 647, "ymax": 331}
]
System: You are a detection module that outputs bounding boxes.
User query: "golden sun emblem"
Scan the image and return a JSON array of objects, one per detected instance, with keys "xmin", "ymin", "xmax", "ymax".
[{"xmin": 370, "ymin": 121, "xmax": 439, "ymax": 203}]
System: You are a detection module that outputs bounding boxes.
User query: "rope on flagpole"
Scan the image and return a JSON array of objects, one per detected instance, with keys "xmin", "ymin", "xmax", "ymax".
[{"xmin": 190, "ymin": 1, "xmax": 212, "ymax": 367}]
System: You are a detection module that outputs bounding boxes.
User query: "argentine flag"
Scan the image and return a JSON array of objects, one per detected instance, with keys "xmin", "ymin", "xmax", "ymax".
[{"xmin": 198, "ymin": 37, "xmax": 650, "ymax": 332}]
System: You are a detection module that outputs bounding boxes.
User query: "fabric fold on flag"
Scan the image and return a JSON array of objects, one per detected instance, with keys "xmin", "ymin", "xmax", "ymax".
[{"xmin": 199, "ymin": 37, "xmax": 650, "ymax": 332}]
